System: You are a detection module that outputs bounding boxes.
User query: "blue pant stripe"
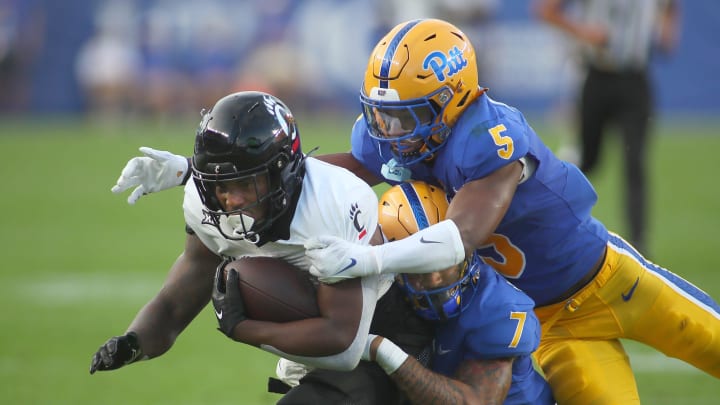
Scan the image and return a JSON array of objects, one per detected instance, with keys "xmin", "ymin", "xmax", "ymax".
[{"xmin": 608, "ymin": 232, "xmax": 720, "ymax": 316}]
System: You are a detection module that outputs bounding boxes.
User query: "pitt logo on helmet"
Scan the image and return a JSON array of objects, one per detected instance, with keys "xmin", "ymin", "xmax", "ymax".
[{"xmin": 423, "ymin": 46, "xmax": 468, "ymax": 83}]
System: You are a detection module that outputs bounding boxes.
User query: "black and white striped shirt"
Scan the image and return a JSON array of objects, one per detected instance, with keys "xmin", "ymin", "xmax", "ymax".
[{"xmin": 574, "ymin": 0, "xmax": 673, "ymax": 71}]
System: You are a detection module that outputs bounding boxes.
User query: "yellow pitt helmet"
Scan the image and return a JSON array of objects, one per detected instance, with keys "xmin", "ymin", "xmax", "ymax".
[
  {"xmin": 378, "ymin": 181, "xmax": 449, "ymax": 241},
  {"xmin": 378, "ymin": 181, "xmax": 481, "ymax": 321},
  {"xmin": 361, "ymin": 19, "xmax": 483, "ymax": 167}
]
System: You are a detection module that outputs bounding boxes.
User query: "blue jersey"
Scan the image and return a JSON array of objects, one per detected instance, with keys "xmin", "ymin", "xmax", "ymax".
[
  {"xmin": 432, "ymin": 265, "xmax": 554, "ymax": 405},
  {"xmin": 351, "ymin": 92, "xmax": 610, "ymax": 305}
]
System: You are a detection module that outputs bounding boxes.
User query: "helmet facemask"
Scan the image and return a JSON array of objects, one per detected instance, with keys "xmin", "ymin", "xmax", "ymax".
[
  {"xmin": 396, "ymin": 258, "xmax": 481, "ymax": 321},
  {"xmin": 361, "ymin": 86, "xmax": 451, "ymax": 166},
  {"xmin": 191, "ymin": 91, "xmax": 304, "ymax": 243},
  {"xmin": 195, "ymin": 166, "xmax": 282, "ymax": 243}
]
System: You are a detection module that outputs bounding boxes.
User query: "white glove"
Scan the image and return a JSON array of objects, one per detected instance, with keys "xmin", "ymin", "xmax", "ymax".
[
  {"xmin": 111, "ymin": 147, "xmax": 189, "ymax": 204},
  {"xmin": 305, "ymin": 236, "xmax": 381, "ymax": 284}
]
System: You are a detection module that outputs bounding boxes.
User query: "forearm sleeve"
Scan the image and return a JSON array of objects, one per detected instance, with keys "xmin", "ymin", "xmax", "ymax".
[{"xmin": 376, "ymin": 219, "xmax": 465, "ymax": 274}]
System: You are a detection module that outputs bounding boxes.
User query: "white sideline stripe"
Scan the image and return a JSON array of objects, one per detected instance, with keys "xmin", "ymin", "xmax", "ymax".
[
  {"xmin": 629, "ymin": 352, "xmax": 701, "ymax": 374},
  {"xmin": 5, "ymin": 274, "xmax": 706, "ymax": 374},
  {"xmin": 6, "ymin": 272, "xmax": 163, "ymax": 303}
]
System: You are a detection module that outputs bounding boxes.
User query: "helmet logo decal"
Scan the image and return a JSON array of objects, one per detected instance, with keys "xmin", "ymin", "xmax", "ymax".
[
  {"xmin": 399, "ymin": 182, "xmax": 430, "ymax": 230},
  {"xmin": 263, "ymin": 95, "xmax": 291, "ymax": 139},
  {"xmin": 422, "ymin": 46, "xmax": 467, "ymax": 82},
  {"xmin": 380, "ymin": 19, "xmax": 422, "ymax": 88},
  {"xmin": 349, "ymin": 203, "xmax": 368, "ymax": 240}
]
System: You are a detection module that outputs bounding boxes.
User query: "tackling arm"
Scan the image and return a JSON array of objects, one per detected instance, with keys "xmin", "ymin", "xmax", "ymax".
[
  {"xmin": 305, "ymin": 162, "xmax": 521, "ymax": 282},
  {"xmin": 446, "ymin": 161, "xmax": 523, "ymax": 258},
  {"xmin": 369, "ymin": 336, "xmax": 513, "ymax": 405}
]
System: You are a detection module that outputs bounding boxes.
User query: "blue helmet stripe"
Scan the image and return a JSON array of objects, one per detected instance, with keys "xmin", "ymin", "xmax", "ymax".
[
  {"xmin": 400, "ymin": 182, "xmax": 430, "ymax": 230},
  {"xmin": 379, "ymin": 19, "xmax": 423, "ymax": 89}
]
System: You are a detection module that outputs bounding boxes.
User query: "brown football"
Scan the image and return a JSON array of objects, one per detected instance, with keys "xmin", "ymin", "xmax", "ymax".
[{"xmin": 223, "ymin": 256, "xmax": 320, "ymax": 322}]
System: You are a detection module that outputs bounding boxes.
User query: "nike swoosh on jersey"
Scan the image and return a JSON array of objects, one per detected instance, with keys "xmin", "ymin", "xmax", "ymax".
[
  {"xmin": 215, "ymin": 309, "xmax": 223, "ymax": 320},
  {"xmin": 337, "ymin": 258, "xmax": 357, "ymax": 274},
  {"xmin": 420, "ymin": 236, "xmax": 442, "ymax": 244},
  {"xmin": 436, "ymin": 345, "xmax": 452, "ymax": 355},
  {"xmin": 621, "ymin": 277, "xmax": 640, "ymax": 301}
]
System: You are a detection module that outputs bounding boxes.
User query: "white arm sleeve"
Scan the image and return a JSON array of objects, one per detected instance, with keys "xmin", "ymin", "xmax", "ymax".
[
  {"xmin": 259, "ymin": 274, "xmax": 381, "ymax": 370},
  {"xmin": 376, "ymin": 219, "xmax": 465, "ymax": 274}
]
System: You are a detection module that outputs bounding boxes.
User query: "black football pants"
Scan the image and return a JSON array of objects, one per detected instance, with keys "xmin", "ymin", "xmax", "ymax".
[{"xmin": 579, "ymin": 66, "xmax": 653, "ymax": 253}]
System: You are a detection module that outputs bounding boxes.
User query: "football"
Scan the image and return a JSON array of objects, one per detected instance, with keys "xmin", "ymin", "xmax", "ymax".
[{"xmin": 224, "ymin": 256, "xmax": 320, "ymax": 322}]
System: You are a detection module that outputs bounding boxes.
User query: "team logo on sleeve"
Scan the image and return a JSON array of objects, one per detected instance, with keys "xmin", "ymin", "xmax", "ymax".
[{"xmin": 349, "ymin": 203, "xmax": 368, "ymax": 240}]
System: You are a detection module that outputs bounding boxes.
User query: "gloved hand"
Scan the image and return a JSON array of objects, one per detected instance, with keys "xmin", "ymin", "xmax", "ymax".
[
  {"xmin": 305, "ymin": 236, "xmax": 381, "ymax": 284},
  {"xmin": 111, "ymin": 147, "xmax": 189, "ymax": 204},
  {"xmin": 89, "ymin": 332, "xmax": 144, "ymax": 374},
  {"xmin": 212, "ymin": 262, "xmax": 247, "ymax": 338}
]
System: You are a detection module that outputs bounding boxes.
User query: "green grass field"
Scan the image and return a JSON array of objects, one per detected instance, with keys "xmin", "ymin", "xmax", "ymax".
[{"xmin": 1, "ymin": 114, "xmax": 718, "ymax": 404}]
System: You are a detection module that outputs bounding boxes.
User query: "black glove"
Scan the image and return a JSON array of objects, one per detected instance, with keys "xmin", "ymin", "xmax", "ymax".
[
  {"xmin": 89, "ymin": 332, "xmax": 144, "ymax": 374},
  {"xmin": 212, "ymin": 262, "xmax": 247, "ymax": 338}
]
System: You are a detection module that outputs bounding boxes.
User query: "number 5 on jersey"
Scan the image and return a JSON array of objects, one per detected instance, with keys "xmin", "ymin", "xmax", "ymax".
[{"xmin": 489, "ymin": 124, "xmax": 513, "ymax": 159}]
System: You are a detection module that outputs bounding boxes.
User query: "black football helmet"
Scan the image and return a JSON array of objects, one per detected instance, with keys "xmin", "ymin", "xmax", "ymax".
[{"xmin": 192, "ymin": 91, "xmax": 304, "ymax": 242}]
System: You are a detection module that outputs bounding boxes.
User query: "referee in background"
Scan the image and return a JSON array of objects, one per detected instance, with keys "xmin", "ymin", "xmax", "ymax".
[{"xmin": 535, "ymin": 0, "xmax": 679, "ymax": 254}]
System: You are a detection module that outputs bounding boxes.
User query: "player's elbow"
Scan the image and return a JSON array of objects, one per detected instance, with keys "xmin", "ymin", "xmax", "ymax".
[
  {"xmin": 332, "ymin": 355, "xmax": 361, "ymax": 371},
  {"xmin": 331, "ymin": 339, "xmax": 364, "ymax": 371},
  {"xmin": 322, "ymin": 327, "xmax": 365, "ymax": 371},
  {"xmin": 325, "ymin": 327, "xmax": 362, "ymax": 365}
]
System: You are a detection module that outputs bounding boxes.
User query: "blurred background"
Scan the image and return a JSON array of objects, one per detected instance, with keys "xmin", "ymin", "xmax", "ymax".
[
  {"xmin": 3, "ymin": 0, "xmax": 718, "ymax": 119},
  {"xmin": 1, "ymin": 0, "xmax": 719, "ymax": 404}
]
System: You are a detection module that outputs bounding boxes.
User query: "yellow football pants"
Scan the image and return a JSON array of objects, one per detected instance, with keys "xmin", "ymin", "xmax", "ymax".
[{"xmin": 534, "ymin": 233, "xmax": 720, "ymax": 405}]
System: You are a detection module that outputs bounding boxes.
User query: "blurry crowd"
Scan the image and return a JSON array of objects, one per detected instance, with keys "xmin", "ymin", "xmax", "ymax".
[
  {"xmin": 0, "ymin": 0, "xmax": 501, "ymax": 118},
  {"xmin": 75, "ymin": 0, "xmax": 375, "ymax": 118}
]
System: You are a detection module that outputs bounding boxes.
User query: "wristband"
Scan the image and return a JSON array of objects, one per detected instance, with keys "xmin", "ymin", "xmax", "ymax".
[{"xmin": 375, "ymin": 338, "xmax": 408, "ymax": 375}]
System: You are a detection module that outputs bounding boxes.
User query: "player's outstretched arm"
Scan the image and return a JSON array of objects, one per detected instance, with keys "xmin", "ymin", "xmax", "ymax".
[
  {"xmin": 367, "ymin": 335, "xmax": 513, "ymax": 405},
  {"xmin": 112, "ymin": 147, "xmax": 190, "ymax": 204},
  {"xmin": 89, "ymin": 332, "xmax": 145, "ymax": 374},
  {"xmin": 112, "ymin": 150, "xmax": 379, "ymax": 204},
  {"xmin": 89, "ymin": 233, "xmax": 221, "ymax": 373}
]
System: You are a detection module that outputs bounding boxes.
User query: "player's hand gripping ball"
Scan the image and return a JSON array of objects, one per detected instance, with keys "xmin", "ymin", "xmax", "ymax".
[{"xmin": 223, "ymin": 256, "xmax": 320, "ymax": 323}]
